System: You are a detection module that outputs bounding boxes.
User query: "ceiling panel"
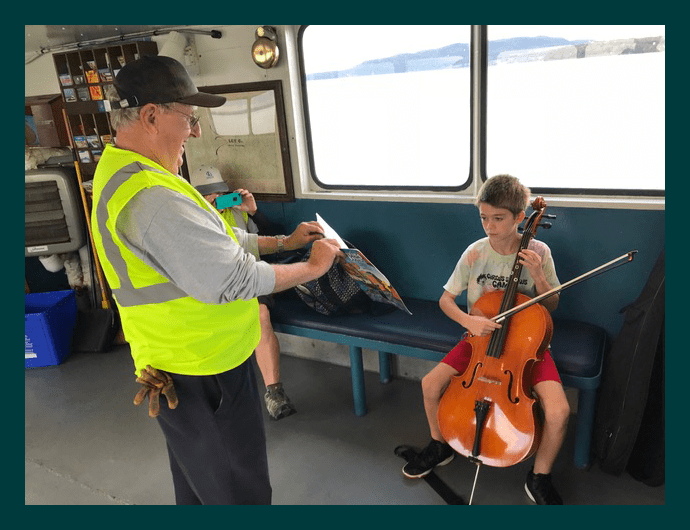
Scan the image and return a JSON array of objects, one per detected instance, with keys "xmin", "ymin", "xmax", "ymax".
[{"xmin": 25, "ymin": 25, "xmax": 181, "ymax": 53}]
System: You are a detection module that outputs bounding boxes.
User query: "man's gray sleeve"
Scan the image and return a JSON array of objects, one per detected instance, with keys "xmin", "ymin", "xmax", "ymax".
[{"xmin": 115, "ymin": 186, "xmax": 275, "ymax": 304}]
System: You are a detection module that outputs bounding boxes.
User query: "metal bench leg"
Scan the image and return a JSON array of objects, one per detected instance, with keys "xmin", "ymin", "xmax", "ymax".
[
  {"xmin": 379, "ymin": 351, "xmax": 391, "ymax": 383},
  {"xmin": 573, "ymin": 388, "xmax": 597, "ymax": 469},
  {"xmin": 349, "ymin": 346, "xmax": 367, "ymax": 416}
]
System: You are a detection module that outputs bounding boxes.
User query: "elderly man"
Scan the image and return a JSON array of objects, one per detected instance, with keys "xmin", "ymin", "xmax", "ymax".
[{"xmin": 91, "ymin": 55, "xmax": 341, "ymax": 505}]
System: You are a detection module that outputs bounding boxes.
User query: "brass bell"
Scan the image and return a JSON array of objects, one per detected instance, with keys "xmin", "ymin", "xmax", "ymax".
[{"xmin": 252, "ymin": 26, "xmax": 279, "ymax": 68}]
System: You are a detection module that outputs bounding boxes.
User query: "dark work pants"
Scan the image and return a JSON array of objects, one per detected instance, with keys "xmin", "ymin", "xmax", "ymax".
[{"xmin": 155, "ymin": 359, "xmax": 272, "ymax": 505}]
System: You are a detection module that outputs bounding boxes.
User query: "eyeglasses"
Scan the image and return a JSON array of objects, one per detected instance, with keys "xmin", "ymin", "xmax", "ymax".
[{"xmin": 168, "ymin": 106, "xmax": 200, "ymax": 129}]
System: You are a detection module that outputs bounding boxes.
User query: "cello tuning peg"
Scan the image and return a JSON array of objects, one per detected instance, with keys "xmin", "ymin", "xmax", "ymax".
[
  {"xmin": 542, "ymin": 214, "xmax": 557, "ymax": 219},
  {"xmin": 538, "ymin": 222, "xmax": 552, "ymax": 229}
]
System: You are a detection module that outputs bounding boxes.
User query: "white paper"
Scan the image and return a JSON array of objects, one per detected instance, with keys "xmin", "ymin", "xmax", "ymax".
[{"xmin": 316, "ymin": 213, "xmax": 347, "ymax": 249}]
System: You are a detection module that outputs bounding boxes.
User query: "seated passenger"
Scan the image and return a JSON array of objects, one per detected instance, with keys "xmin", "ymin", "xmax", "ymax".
[
  {"xmin": 192, "ymin": 165, "xmax": 296, "ymax": 420},
  {"xmin": 402, "ymin": 174, "xmax": 570, "ymax": 505}
]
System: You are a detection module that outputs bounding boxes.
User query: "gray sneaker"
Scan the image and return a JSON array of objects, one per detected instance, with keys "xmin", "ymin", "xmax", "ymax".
[{"xmin": 264, "ymin": 383, "xmax": 296, "ymax": 420}]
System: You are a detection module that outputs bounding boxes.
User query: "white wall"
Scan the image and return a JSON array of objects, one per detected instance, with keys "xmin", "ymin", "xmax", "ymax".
[
  {"xmin": 25, "ymin": 53, "xmax": 62, "ymax": 96},
  {"xmin": 25, "ymin": 26, "xmax": 293, "ymax": 96}
]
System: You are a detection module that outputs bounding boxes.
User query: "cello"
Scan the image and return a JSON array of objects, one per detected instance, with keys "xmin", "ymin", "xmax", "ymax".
[
  {"xmin": 436, "ymin": 197, "xmax": 636, "ymax": 502},
  {"xmin": 437, "ymin": 197, "xmax": 553, "ymax": 472}
]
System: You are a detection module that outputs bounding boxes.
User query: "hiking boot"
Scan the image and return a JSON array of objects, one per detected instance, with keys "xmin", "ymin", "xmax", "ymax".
[
  {"xmin": 525, "ymin": 468, "xmax": 563, "ymax": 505},
  {"xmin": 402, "ymin": 439, "xmax": 455, "ymax": 478},
  {"xmin": 264, "ymin": 383, "xmax": 296, "ymax": 420}
]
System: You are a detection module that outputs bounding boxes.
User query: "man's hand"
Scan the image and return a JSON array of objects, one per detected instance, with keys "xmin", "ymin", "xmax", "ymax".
[
  {"xmin": 307, "ymin": 238, "xmax": 344, "ymax": 277},
  {"xmin": 271, "ymin": 237, "xmax": 344, "ymax": 293},
  {"xmin": 285, "ymin": 221, "xmax": 327, "ymax": 250},
  {"xmin": 133, "ymin": 365, "xmax": 179, "ymax": 418}
]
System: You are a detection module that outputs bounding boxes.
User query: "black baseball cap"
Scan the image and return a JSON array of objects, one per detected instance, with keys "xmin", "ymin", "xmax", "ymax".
[{"xmin": 112, "ymin": 55, "xmax": 226, "ymax": 109}]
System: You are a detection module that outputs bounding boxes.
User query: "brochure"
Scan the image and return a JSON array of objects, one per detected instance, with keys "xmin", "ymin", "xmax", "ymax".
[
  {"xmin": 85, "ymin": 70, "xmax": 99, "ymax": 84},
  {"xmin": 86, "ymin": 135, "xmax": 100, "ymax": 149},
  {"xmin": 77, "ymin": 87, "xmax": 90, "ymax": 101},
  {"xmin": 89, "ymin": 86, "xmax": 104, "ymax": 100},
  {"xmin": 63, "ymin": 88, "xmax": 77, "ymax": 102},
  {"xmin": 317, "ymin": 213, "xmax": 411, "ymax": 314}
]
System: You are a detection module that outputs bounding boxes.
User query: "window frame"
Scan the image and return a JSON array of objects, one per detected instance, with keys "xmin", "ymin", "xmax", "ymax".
[
  {"xmin": 479, "ymin": 25, "xmax": 665, "ymax": 198},
  {"xmin": 293, "ymin": 25, "xmax": 664, "ymax": 207},
  {"xmin": 297, "ymin": 24, "xmax": 475, "ymax": 193}
]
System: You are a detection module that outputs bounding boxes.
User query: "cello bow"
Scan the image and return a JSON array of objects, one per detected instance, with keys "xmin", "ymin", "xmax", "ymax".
[{"xmin": 492, "ymin": 250, "xmax": 637, "ymax": 324}]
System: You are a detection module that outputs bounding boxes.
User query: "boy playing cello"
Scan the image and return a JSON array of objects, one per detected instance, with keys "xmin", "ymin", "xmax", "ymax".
[{"xmin": 402, "ymin": 175, "xmax": 570, "ymax": 505}]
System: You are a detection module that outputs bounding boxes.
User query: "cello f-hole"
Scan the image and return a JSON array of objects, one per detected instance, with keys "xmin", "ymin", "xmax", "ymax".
[
  {"xmin": 504, "ymin": 369, "xmax": 519, "ymax": 404},
  {"xmin": 462, "ymin": 362, "xmax": 482, "ymax": 389}
]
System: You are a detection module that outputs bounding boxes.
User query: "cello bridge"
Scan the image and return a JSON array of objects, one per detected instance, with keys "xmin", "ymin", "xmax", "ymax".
[{"xmin": 477, "ymin": 376, "xmax": 502, "ymax": 386}]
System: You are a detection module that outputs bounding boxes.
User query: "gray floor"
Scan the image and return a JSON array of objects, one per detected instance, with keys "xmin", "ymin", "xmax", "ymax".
[{"xmin": 25, "ymin": 344, "xmax": 665, "ymax": 505}]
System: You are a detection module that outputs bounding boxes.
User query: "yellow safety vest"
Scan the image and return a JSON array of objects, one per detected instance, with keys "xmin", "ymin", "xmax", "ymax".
[
  {"xmin": 219, "ymin": 208, "xmax": 249, "ymax": 230},
  {"xmin": 91, "ymin": 144, "xmax": 260, "ymax": 375}
]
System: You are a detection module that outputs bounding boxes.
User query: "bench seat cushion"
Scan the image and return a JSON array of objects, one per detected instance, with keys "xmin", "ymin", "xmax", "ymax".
[
  {"xmin": 271, "ymin": 296, "xmax": 463, "ymax": 353},
  {"xmin": 549, "ymin": 320, "xmax": 606, "ymax": 378},
  {"xmin": 271, "ymin": 294, "xmax": 606, "ymax": 379}
]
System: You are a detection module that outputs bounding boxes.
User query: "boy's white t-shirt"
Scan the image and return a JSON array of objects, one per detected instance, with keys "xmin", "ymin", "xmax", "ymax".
[{"xmin": 444, "ymin": 237, "xmax": 560, "ymax": 314}]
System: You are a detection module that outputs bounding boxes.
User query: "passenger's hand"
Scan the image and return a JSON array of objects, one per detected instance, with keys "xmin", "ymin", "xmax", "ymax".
[
  {"xmin": 286, "ymin": 221, "xmax": 327, "ymax": 250},
  {"xmin": 133, "ymin": 365, "xmax": 179, "ymax": 418},
  {"xmin": 307, "ymin": 238, "xmax": 344, "ymax": 277},
  {"xmin": 465, "ymin": 315, "xmax": 502, "ymax": 337},
  {"xmin": 234, "ymin": 188, "xmax": 257, "ymax": 215}
]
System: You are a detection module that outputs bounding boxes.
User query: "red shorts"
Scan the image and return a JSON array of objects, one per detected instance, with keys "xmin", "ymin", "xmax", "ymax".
[{"xmin": 441, "ymin": 338, "xmax": 561, "ymax": 386}]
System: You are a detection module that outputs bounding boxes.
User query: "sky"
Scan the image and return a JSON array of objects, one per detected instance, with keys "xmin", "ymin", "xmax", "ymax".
[{"xmin": 303, "ymin": 25, "xmax": 665, "ymax": 73}]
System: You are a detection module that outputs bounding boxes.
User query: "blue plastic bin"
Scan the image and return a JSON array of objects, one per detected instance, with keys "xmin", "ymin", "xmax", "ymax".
[{"xmin": 25, "ymin": 290, "xmax": 77, "ymax": 368}]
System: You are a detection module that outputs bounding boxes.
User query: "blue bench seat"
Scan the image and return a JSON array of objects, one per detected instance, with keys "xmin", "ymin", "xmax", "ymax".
[{"xmin": 271, "ymin": 295, "xmax": 606, "ymax": 469}]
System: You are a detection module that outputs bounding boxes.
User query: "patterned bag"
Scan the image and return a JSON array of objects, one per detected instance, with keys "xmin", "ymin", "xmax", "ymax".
[
  {"xmin": 294, "ymin": 258, "xmax": 373, "ymax": 316},
  {"xmin": 275, "ymin": 242, "xmax": 393, "ymax": 316}
]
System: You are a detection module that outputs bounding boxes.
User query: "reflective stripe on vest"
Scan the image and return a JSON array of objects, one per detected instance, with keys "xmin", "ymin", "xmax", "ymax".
[
  {"xmin": 94, "ymin": 161, "xmax": 190, "ymax": 306},
  {"xmin": 220, "ymin": 208, "xmax": 249, "ymax": 230},
  {"xmin": 91, "ymin": 145, "xmax": 260, "ymax": 376}
]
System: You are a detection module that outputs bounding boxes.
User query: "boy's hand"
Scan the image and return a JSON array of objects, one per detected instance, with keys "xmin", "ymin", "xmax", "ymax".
[
  {"xmin": 518, "ymin": 249, "xmax": 544, "ymax": 280},
  {"xmin": 465, "ymin": 315, "xmax": 502, "ymax": 337},
  {"xmin": 133, "ymin": 365, "xmax": 179, "ymax": 417}
]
